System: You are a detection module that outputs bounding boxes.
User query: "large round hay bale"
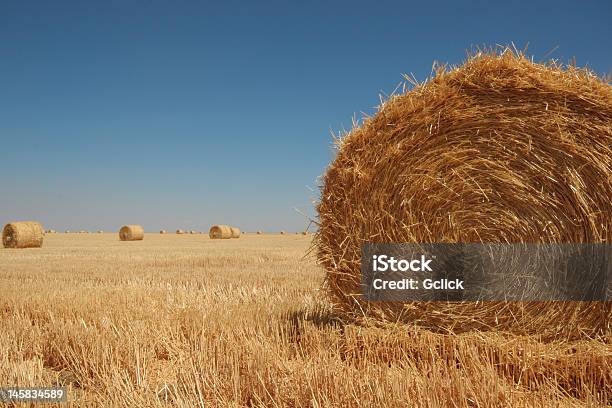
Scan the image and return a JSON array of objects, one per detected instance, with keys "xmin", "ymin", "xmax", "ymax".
[
  {"xmin": 2, "ymin": 221, "xmax": 44, "ymax": 248},
  {"xmin": 230, "ymin": 227, "xmax": 241, "ymax": 238},
  {"xmin": 119, "ymin": 225, "xmax": 144, "ymax": 241},
  {"xmin": 316, "ymin": 51, "xmax": 612, "ymax": 339},
  {"xmin": 209, "ymin": 225, "xmax": 232, "ymax": 239}
]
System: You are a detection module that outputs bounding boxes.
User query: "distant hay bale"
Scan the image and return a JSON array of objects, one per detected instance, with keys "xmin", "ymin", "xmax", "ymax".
[
  {"xmin": 256, "ymin": 230, "xmax": 262, "ymax": 235},
  {"xmin": 176, "ymin": 229, "xmax": 184, "ymax": 234},
  {"xmin": 119, "ymin": 225, "xmax": 144, "ymax": 241},
  {"xmin": 316, "ymin": 50, "xmax": 612, "ymax": 339},
  {"xmin": 97, "ymin": 230, "xmax": 103, "ymax": 234},
  {"xmin": 65, "ymin": 230, "xmax": 70, "ymax": 234},
  {"xmin": 302, "ymin": 231, "xmax": 308, "ymax": 235},
  {"xmin": 160, "ymin": 230, "xmax": 166, "ymax": 234},
  {"xmin": 230, "ymin": 227, "xmax": 241, "ymax": 238},
  {"xmin": 2, "ymin": 221, "xmax": 44, "ymax": 249},
  {"xmin": 209, "ymin": 225, "xmax": 232, "ymax": 239},
  {"xmin": 280, "ymin": 231, "xmax": 285, "ymax": 235},
  {"xmin": 189, "ymin": 230, "xmax": 196, "ymax": 234}
]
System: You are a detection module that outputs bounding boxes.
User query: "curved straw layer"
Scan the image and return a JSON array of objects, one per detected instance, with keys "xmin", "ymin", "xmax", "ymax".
[
  {"xmin": 316, "ymin": 50, "xmax": 612, "ymax": 340},
  {"xmin": 209, "ymin": 225, "xmax": 233, "ymax": 239},
  {"xmin": 231, "ymin": 227, "xmax": 241, "ymax": 238},
  {"xmin": 2, "ymin": 221, "xmax": 44, "ymax": 248},
  {"xmin": 119, "ymin": 225, "xmax": 144, "ymax": 241}
]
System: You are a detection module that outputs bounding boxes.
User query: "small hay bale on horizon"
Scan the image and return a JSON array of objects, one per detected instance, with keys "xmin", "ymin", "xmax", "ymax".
[
  {"xmin": 209, "ymin": 225, "xmax": 233, "ymax": 239},
  {"xmin": 2, "ymin": 221, "xmax": 44, "ymax": 249},
  {"xmin": 160, "ymin": 230, "xmax": 166, "ymax": 234},
  {"xmin": 176, "ymin": 229, "xmax": 185, "ymax": 234},
  {"xmin": 119, "ymin": 225, "xmax": 144, "ymax": 241}
]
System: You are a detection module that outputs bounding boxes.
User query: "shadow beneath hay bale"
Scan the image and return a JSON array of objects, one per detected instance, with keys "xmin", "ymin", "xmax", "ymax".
[{"xmin": 283, "ymin": 308, "xmax": 345, "ymax": 343}]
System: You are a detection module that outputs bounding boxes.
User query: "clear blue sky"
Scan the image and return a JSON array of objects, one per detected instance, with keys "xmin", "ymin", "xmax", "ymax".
[{"xmin": 1, "ymin": 0, "xmax": 611, "ymax": 232}]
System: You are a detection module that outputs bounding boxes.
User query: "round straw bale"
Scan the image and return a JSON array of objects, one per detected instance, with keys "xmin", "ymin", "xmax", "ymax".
[
  {"xmin": 316, "ymin": 51, "xmax": 612, "ymax": 339},
  {"xmin": 97, "ymin": 230, "xmax": 103, "ymax": 234},
  {"xmin": 280, "ymin": 230, "xmax": 285, "ymax": 235},
  {"xmin": 119, "ymin": 225, "xmax": 144, "ymax": 241},
  {"xmin": 160, "ymin": 230, "xmax": 166, "ymax": 234},
  {"xmin": 2, "ymin": 221, "xmax": 44, "ymax": 248},
  {"xmin": 230, "ymin": 227, "xmax": 241, "ymax": 238},
  {"xmin": 209, "ymin": 225, "xmax": 233, "ymax": 239},
  {"xmin": 256, "ymin": 230, "xmax": 262, "ymax": 235},
  {"xmin": 176, "ymin": 229, "xmax": 184, "ymax": 234}
]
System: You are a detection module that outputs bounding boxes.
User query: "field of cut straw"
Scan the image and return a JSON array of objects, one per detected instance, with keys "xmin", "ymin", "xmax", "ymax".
[{"xmin": 0, "ymin": 233, "xmax": 609, "ymax": 407}]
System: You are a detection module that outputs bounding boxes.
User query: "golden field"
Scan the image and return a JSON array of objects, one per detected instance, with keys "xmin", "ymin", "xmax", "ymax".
[{"xmin": 0, "ymin": 233, "xmax": 609, "ymax": 407}]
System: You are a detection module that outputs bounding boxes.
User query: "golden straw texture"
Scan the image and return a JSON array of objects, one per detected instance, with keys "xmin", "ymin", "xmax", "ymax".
[
  {"xmin": 209, "ymin": 225, "xmax": 233, "ymax": 239},
  {"xmin": 316, "ymin": 50, "xmax": 612, "ymax": 340},
  {"xmin": 119, "ymin": 225, "xmax": 144, "ymax": 241},
  {"xmin": 2, "ymin": 221, "xmax": 44, "ymax": 248},
  {"xmin": 231, "ymin": 227, "xmax": 241, "ymax": 238}
]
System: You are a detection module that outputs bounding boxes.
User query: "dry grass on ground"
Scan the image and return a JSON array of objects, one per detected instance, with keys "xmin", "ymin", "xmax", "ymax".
[{"xmin": 0, "ymin": 234, "xmax": 609, "ymax": 407}]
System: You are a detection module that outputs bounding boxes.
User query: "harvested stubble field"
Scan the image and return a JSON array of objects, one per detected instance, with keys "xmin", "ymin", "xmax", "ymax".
[{"xmin": 0, "ymin": 234, "xmax": 609, "ymax": 407}]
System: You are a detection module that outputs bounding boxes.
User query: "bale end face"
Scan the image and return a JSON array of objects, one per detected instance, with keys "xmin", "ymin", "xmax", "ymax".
[
  {"xmin": 2, "ymin": 221, "xmax": 44, "ymax": 249},
  {"xmin": 209, "ymin": 225, "xmax": 233, "ymax": 239},
  {"xmin": 119, "ymin": 225, "xmax": 144, "ymax": 241},
  {"xmin": 316, "ymin": 51, "xmax": 612, "ymax": 339}
]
